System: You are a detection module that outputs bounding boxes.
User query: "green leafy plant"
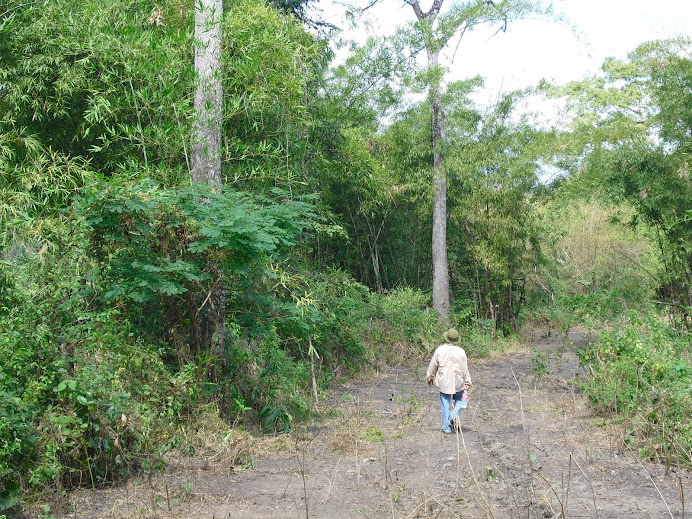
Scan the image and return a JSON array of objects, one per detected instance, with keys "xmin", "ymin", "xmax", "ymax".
[
  {"xmin": 393, "ymin": 391, "xmax": 421, "ymax": 424},
  {"xmin": 577, "ymin": 315, "xmax": 692, "ymax": 467},
  {"xmin": 362, "ymin": 426, "xmax": 384, "ymax": 442},
  {"xmin": 530, "ymin": 351, "xmax": 550, "ymax": 377}
]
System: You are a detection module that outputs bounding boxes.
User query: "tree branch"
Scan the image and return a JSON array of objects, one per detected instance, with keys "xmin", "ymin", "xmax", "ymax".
[
  {"xmin": 404, "ymin": 0, "xmax": 443, "ymax": 20},
  {"xmin": 405, "ymin": 0, "xmax": 426, "ymax": 20}
]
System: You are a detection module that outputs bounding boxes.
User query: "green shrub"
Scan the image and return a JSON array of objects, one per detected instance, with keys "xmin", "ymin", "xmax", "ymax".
[
  {"xmin": 368, "ymin": 287, "xmax": 439, "ymax": 360},
  {"xmin": 577, "ymin": 315, "xmax": 692, "ymax": 466},
  {"xmin": 462, "ymin": 324, "xmax": 516, "ymax": 358},
  {"xmin": 0, "ymin": 238, "xmax": 209, "ymax": 511},
  {"xmin": 249, "ymin": 329, "xmax": 311, "ymax": 433},
  {"xmin": 559, "ymin": 290, "xmax": 626, "ymax": 323}
]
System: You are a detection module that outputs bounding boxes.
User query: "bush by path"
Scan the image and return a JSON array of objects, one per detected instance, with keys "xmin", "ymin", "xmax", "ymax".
[{"xmin": 577, "ymin": 313, "xmax": 692, "ymax": 468}]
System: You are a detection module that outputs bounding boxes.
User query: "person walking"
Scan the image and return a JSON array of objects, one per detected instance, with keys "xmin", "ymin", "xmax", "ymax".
[{"xmin": 426, "ymin": 328, "xmax": 472, "ymax": 434}]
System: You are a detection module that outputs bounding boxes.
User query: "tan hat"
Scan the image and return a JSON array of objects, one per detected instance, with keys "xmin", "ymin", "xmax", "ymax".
[{"xmin": 443, "ymin": 328, "xmax": 460, "ymax": 344}]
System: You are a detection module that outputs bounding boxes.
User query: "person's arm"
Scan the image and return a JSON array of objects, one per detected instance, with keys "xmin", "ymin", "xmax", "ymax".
[
  {"xmin": 426, "ymin": 352, "xmax": 438, "ymax": 385},
  {"xmin": 461, "ymin": 354, "xmax": 472, "ymax": 389}
]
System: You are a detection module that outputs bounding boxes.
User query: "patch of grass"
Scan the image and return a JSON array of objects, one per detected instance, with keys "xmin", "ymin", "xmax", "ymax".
[
  {"xmin": 464, "ymin": 327, "xmax": 521, "ymax": 359},
  {"xmin": 362, "ymin": 426, "xmax": 384, "ymax": 442},
  {"xmin": 321, "ymin": 407, "xmax": 343, "ymax": 419}
]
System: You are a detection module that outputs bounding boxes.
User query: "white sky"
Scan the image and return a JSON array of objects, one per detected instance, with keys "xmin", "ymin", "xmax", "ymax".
[{"xmin": 320, "ymin": 0, "xmax": 692, "ymax": 104}]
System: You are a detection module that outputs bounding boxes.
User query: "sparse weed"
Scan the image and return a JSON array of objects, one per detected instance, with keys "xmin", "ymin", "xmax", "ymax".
[
  {"xmin": 393, "ymin": 391, "xmax": 421, "ymax": 424},
  {"xmin": 530, "ymin": 350, "xmax": 550, "ymax": 376},
  {"xmin": 362, "ymin": 426, "xmax": 384, "ymax": 442},
  {"xmin": 485, "ymin": 466, "xmax": 499, "ymax": 482}
]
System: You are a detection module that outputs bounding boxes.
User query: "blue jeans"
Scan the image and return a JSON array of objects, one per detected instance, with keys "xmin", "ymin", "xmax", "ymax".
[{"xmin": 439, "ymin": 390, "xmax": 465, "ymax": 432}]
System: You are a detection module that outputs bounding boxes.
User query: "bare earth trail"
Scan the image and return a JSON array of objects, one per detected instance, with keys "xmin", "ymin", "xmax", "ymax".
[{"xmin": 67, "ymin": 331, "xmax": 690, "ymax": 518}]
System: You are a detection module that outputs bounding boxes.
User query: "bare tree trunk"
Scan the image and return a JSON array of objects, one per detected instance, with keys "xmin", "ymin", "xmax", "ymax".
[
  {"xmin": 404, "ymin": 0, "xmax": 548, "ymax": 322},
  {"xmin": 192, "ymin": 0, "xmax": 222, "ymax": 191},
  {"xmin": 192, "ymin": 0, "xmax": 225, "ymax": 362},
  {"xmin": 409, "ymin": 0, "xmax": 451, "ymax": 321},
  {"xmin": 429, "ymin": 47, "xmax": 450, "ymax": 320}
]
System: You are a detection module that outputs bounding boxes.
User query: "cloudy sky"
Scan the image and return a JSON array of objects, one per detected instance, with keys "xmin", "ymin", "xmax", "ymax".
[{"xmin": 321, "ymin": 0, "xmax": 692, "ymax": 102}]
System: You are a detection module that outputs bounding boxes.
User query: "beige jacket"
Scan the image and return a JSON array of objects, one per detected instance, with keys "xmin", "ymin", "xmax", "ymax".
[{"xmin": 426, "ymin": 343, "xmax": 472, "ymax": 394}]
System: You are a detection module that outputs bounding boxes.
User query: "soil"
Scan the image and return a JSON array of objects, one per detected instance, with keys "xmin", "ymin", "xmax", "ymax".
[{"xmin": 53, "ymin": 330, "xmax": 690, "ymax": 518}]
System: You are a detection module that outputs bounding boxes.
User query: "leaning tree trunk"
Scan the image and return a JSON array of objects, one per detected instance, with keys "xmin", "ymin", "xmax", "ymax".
[{"xmin": 192, "ymin": 0, "xmax": 225, "ymax": 362}]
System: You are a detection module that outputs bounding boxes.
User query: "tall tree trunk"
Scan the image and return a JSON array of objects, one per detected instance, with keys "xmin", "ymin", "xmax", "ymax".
[
  {"xmin": 428, "ymin": 47, "xmax": 450, "ymax": 320},
  {"xmin": 192, "ymin": 0, "xmax": 225, "ymax": 362},
  {"xmin": 192, "ymin": 0, "xmax": 222, "ymax": 191},
  {"xmin": 405, "ymin": 0, "xmax": 548, "ymax": 321},
  {"xmin": 409, "ymin": 0, "xmax": 451, "ymax": 321}
]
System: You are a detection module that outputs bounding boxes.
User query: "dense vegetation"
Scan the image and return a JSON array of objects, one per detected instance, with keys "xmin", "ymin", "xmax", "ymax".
[{"xmin": 0, "ymin": 0, "xmax": 690, "ymax": 513}]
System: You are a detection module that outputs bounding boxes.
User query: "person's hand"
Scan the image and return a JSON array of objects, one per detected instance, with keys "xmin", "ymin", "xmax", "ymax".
[{"xmin": 426, "ymin": 375, "xmax": 434, "ymax": 386}]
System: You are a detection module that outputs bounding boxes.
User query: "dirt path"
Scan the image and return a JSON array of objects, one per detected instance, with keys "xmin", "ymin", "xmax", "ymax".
[{"xmin": 64, "ymin": 331, "xmax": 690, "ymax": 518}]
